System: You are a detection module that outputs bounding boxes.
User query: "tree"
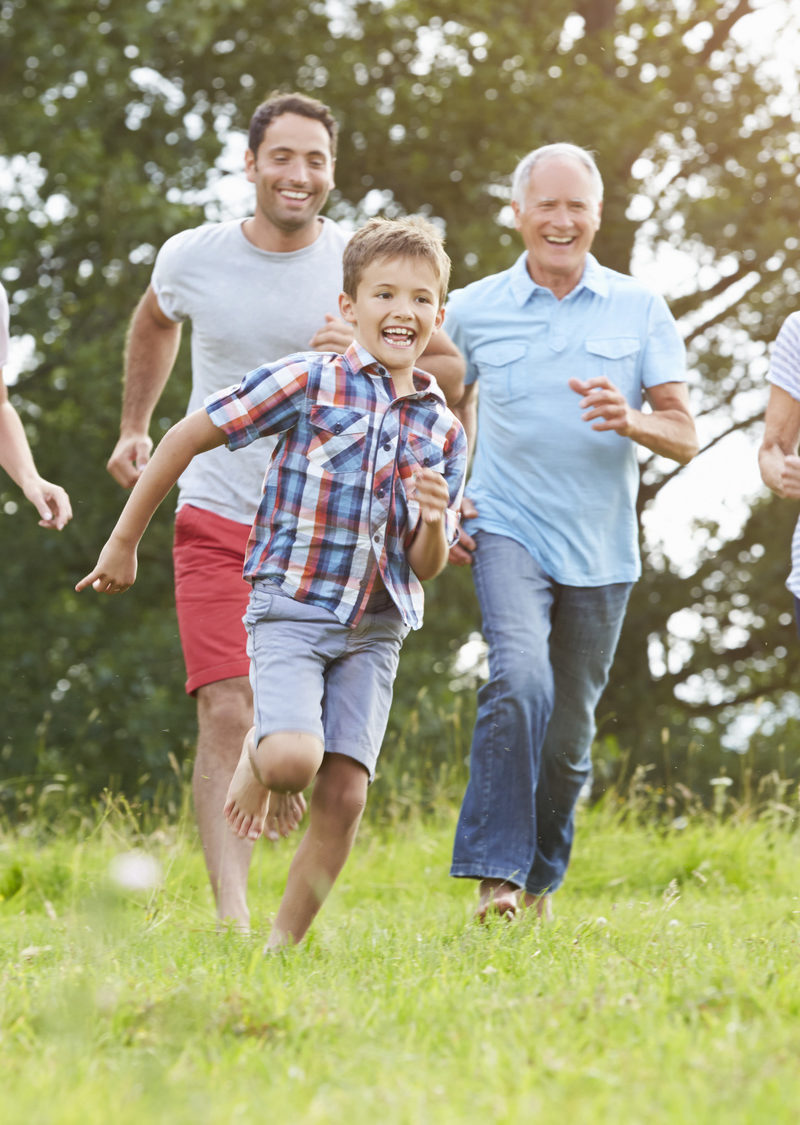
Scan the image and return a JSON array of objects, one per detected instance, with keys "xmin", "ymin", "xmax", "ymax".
[{"xmin": 1, "ymin": 0, "xmax": 798, "ymax": 807}]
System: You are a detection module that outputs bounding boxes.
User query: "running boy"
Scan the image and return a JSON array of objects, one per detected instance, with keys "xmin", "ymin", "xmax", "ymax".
[{"xmin": 77, "ymin": 216, "xmax": 467, "ymax": 947}]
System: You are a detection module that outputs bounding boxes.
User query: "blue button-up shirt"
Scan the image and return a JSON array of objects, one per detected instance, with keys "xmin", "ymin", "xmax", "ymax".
[
  {"xmin": 444, "ymin": 252, "xmax": 686, "ymax": 585},
  {"xmin": 205, "ymin": 342, "xmax": 467, "ymax": 629}
]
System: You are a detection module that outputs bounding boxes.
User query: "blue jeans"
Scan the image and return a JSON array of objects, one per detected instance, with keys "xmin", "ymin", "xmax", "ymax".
[{"xmin": 451, "ymin": 532, "xmax": 632, "ymax": 895}]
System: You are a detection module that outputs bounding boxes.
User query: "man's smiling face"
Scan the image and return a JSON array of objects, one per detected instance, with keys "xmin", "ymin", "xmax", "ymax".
[
  {"xmin": 512, "ymin": 155, "xmax": 602, "ymax": 295},
  {"xmin": 246, "ymin": 112, "xmax": 335, "ymax": 236}
]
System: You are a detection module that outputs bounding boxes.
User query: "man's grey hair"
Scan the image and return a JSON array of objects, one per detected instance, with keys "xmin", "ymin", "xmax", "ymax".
[{"xmin": 511, "ymin": 143, "xmax": 604, "ymax": 208}]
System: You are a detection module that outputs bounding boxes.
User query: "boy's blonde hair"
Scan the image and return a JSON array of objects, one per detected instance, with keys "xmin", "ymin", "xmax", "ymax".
[{"xmin": 342, "ymin": 216, "xmax": 451, "ymax": 306}]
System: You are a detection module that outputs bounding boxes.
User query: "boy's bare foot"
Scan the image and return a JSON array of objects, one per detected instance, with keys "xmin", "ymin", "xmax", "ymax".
[
  {"xmin": 263, "ymin": 791, "xmax": 307, "ymax": 842},
  {"xmin": 522, "ymin": 891, "xmax": 553, "ymax": 922},
  {"xmin": 476, "ymin": 878, "xmax": 520, "ymax": 922},
  {"xmin": 223, "ymin": 729, "xmax": 307, "ymax": 842},
  {"xmin": 223, "ymin": 730, "xmax": 270, "ymax": 840}
]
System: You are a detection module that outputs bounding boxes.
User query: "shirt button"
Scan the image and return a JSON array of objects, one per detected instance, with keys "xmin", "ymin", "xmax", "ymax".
[
  {"xmin": 383, "ymin": 440, "xmax": 392, "ymax": 451},
  {"xmin": 373, "ymin": 533, "xmax": 381, "ymax": 543}
]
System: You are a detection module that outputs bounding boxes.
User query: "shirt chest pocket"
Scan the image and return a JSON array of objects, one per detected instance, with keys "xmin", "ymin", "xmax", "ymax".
[
  {"xmin": 307, "ymin": 405, "xmax": 370, "ymax": 475},
  {"xmin": 473, "ymin": 342, "xmax": 529, "ymax": 404},
  {"xmin": 585, "ymin": 337, "xmax": 641, "ymax": 397},
  {"xmin": 401, "ymin": 429, "xmax": 447, "ymax": 477}
]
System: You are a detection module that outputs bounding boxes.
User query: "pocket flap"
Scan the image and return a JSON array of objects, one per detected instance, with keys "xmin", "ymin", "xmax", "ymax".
[
  {"xmin": 309, "ymin": 405, "xmax": 369, "ymax": 436},
  {"xmin": 474, "ymin": 342, "xmax": 527, "ymax": 369},
  {"xmin": 585, "ymin": 337, "xmax": 640, "ymax": 360}
]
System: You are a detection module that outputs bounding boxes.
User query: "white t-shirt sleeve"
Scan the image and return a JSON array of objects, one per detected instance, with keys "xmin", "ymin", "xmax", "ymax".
[
  {"xmin": 768, "ymin": 313, "xmax": 800, "ymax": 401},
  {"xmin": 150, "ymin": 229, "xmax": 195, "ymax": 323}
]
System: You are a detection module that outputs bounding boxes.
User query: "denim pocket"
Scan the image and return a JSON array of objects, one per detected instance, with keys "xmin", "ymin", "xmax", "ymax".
[{"xmin": 244, "ymin": 582, "xmax": 274, "ymax": 628}]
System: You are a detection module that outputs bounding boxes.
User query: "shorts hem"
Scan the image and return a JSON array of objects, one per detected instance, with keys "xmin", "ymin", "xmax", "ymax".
[
  {"xmin": 324, "ymin": 740, "xmax": 376, "ymax": 782},
  {"xmin": 186, "ymin": 659, "xmax": 251, "ymax": 696}
]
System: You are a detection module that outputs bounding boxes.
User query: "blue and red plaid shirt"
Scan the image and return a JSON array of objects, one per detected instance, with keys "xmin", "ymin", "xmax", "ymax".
[{"xmin": 205, "ymin": 342, "xmax": 467, "ymax": 629}]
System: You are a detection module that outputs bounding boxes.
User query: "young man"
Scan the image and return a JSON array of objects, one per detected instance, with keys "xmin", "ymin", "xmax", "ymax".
[
  {"xmin": 78, "ymin": 216, "xmax": 467, "ymax": 948},
  {"xmin": 105, "ymin": 92, "xmax": 465, "ymax": 929},
  {"xmin": 0, "ymin": 282, "xmax": 72, "ymax": 530},
  {"xmin": 446, "ymin": 144, "xmax": 698, "ymax": 921}
]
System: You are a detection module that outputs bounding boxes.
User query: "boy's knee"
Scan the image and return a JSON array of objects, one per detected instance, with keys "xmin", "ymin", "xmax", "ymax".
[{"xmin": 256, "ymin": 731, "xmax": 323, "ymax": 793}]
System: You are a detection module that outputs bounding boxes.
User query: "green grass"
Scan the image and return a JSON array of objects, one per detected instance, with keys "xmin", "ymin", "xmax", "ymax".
[{"xmin": 1, "ymin": 797, "xmax": 799, "ymax": 1124}]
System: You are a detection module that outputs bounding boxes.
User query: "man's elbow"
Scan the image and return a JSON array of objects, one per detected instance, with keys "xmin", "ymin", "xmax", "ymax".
[{"xmin": 676, "ymin": 430, "xmax": 700, "ymax": 466}]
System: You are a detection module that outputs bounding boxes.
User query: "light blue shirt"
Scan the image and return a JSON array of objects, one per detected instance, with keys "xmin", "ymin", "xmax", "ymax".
[{"xmin": 444, "ymin": 252, "xmax": 686, "ymax": 585}]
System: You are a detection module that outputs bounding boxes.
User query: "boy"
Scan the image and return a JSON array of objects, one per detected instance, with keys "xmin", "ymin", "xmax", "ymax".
[{"xmin": 77, "ymin": 216, "xmax": 467, "ymax": 947}]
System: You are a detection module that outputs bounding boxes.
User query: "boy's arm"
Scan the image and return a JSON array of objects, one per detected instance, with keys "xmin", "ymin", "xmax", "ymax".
[
  {"xmin": 405, "ymin": 468, "xmax": 452, "ymax": 581},
  {"xmin": 77, "ymin": 409, "xmax": 224, "ymax": 594}
]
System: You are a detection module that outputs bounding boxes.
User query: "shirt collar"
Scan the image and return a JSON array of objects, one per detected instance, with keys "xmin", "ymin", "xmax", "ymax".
[
  {"xmin": 343, "ymin": 341, "xmax": 446, "ymax": 404},
  {"xmin": 509, "ymin": 250, "xmax": 609, "ymax": 305}
]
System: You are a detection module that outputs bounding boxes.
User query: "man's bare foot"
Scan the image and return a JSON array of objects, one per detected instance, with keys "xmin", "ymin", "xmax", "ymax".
[
  {"xmin": 476, "ymin": 878, "xmax": 520, "ymax": 922},
  {"xmin": 522, "ymin": 891, "xmax": 553, "ymax": 922}
]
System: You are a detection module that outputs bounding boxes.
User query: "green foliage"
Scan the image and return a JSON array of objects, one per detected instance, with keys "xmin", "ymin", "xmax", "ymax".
[{"xmin": 2, "ymin": 0, "xmax": 799, "ymax": 804}]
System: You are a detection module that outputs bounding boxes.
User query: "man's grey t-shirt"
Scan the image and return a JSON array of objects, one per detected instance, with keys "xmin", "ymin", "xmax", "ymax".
[{"xmin": 152, "ymin": 216, "xmax": 349, "ymax": 524}]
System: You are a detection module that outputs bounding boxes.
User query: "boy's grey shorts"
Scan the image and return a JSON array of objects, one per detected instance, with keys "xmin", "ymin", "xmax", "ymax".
[{"xmin": 244, "ymin": 581, "xmax": 410, "ymax": 781}]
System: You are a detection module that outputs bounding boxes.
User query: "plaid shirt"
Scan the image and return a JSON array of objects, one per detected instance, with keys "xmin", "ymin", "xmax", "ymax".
[{"xmin": 205, "ymin": 342, "xmax": 467, "ymax": 629}]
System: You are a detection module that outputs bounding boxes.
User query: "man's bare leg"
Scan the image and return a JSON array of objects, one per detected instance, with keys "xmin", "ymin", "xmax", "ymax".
[
  {"xmin": 266, "ymin": 753, "xmax": 368, "ymax": 950},
  {"xmin": 194, "ymin": 676, "xmax": 255, "ymax": 929},
  {"xmin": 476, "ymin": 878, "xmax": 521, "ymax": 921}
]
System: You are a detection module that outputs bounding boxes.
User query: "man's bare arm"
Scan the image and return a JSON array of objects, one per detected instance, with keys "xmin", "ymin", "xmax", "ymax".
[
  {"xmin": 106, "ymin": 286, "xmax": 182, "ymax": 487},
  {"xmin": 569, "ymin": 377, "xmax": 698, "ymax": 465},
  {"xmin": 418, "ymin": 326, "xmax": 465, "ymax": 408},
  {"xmin": 759, "ymin": 384, "xmax": 800, "ymax": 499}
]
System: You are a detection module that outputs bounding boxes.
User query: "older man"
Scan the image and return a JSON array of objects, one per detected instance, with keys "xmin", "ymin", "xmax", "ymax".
[{"xmin": 446, "ymin": 143, "xmax": 698, "ymax": 919}]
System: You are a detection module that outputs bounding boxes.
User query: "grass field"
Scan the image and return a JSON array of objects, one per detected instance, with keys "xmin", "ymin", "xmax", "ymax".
[{"xmin": 1, "ymin": 793, "xmax": 799, "ymax": 1124}]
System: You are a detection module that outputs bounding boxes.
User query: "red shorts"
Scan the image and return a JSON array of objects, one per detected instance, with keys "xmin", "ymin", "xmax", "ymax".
[{"xmin": 173, "ymin": 504, "xmax": 252, "ymax": 695}]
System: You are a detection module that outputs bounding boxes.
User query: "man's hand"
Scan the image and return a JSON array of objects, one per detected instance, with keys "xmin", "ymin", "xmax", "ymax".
[
  {"xmin": 568, "ymin": 376, "xmax": 633, "ymax": 436},
  {"xmin": 75, "ymin": 536, "xmax": 138, "ymax": 594},
  {"xmin": 449, "ymin": 495, "xmax": 478, "ymax": 566},
  {"xmin": 107, "ymin": 432, "xmax": 153, "ymax": 488},
  {"xmin": 309, "ymin": 314, "xmax": 355, "ymax": 354}
]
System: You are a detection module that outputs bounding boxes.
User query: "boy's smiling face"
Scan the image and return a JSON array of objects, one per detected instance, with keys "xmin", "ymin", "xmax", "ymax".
[{"xmin": 339, "ymin": 255, "xmax": 445, "ymax": 389}]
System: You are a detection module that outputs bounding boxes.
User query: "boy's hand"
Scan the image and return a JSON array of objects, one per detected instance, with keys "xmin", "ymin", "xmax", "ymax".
[
  {"xmin": 75, "ymin": 537, "xmax": 138, "ymax": 594},
  {"xmin": 410, "ymin": 467, "xmax": 449, "ymax": 523}
]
